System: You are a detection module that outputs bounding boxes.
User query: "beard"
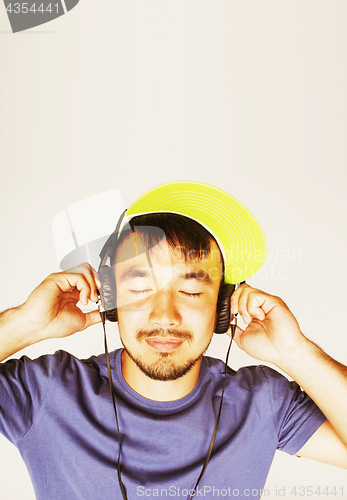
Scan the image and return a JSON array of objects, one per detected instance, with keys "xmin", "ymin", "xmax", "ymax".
[{"xmin": 120, "ymin": 328, "xmax": 213, "ymax": 382}]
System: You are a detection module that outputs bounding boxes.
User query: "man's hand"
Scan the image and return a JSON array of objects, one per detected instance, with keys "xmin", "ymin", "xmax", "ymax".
[
  {"xmin": 229, "ymin": 284, "xmax": 307, "ymax": 369},
  {"xmin": 19, "ymin": 263, "xmax": 102, "ymax": 343},
  {"xmin": 0, "ymin": 263, "xmax": 103, "ymax": 362}
]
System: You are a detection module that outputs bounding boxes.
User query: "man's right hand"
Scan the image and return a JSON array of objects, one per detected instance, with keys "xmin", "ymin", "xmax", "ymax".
[
  {"xmin": 20, "ymin": 263, "xmax": 102, "ymax": 342},
  {"xmin": 0, "ymin": 263, "xmax": 103, "ymax": 362}
]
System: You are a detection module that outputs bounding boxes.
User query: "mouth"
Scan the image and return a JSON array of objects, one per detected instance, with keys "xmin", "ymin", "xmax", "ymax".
[{"xmin": 145, "ymin": 337, "xmax": 184, "ymax": 352}]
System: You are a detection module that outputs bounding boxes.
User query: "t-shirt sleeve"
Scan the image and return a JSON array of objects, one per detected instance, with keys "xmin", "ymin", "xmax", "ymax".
[
  {"xmin": 0, "ymin": 351, "xmax": 63, "ymax": 445},
  {"xmin": 260, "ymin": 365, "xmax": 327, "ymax": 455}
]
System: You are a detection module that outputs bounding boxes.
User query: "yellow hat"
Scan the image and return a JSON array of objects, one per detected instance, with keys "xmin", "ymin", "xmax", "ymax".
[{"xmin": 126, "ymin": 181, "xmax": 266, "ymax": 284}]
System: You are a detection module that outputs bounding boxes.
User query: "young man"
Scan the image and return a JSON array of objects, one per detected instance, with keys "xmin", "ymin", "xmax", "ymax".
[{"xmin": 0, "ymin": 181, "xmax": 346, "ymax": 500}]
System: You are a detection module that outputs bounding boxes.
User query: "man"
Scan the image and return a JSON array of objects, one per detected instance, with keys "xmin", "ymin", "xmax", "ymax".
[{"xmin": 0, "ymin": 181, "xmax": 346, "ymax": 500}]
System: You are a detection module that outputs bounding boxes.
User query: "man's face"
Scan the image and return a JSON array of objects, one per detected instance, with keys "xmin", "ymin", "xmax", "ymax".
[{"xmin": 115, "ymin": 234, "xmax": 223, "ymax": 381}]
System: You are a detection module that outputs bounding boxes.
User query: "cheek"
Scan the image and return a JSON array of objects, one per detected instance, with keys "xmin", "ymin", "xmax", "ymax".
[
  {"xmin": 182, "ymin": 301, "xmax": 217, "ymax": 330},
  {"xmin": 198, "ymin": 299, "xmax": 219, "ymax": 335},
  {"xmin": 117, "ymin": 308, "xmax": 139, "ymax": 340}
]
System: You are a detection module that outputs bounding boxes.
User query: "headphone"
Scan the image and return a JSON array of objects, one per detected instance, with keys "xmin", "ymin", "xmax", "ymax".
[{"xmin": 98, "ymin": 210, "xmax": 236, "ymax": 334}]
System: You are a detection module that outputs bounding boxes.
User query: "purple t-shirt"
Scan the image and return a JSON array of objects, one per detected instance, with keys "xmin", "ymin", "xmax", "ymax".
[{"xmin": 0, "ymin": 349, "xmax": 326, "ymax": 499}]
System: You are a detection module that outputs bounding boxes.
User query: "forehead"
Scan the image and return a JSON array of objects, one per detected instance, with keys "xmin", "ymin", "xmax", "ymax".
[{"xmin": 114, "ymin": 233, "xmax": 223, "ymax": 279}]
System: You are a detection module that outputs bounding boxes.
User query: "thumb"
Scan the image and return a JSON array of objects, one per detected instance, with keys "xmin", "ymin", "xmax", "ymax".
[
  {"xmin": 225, "ymin": 324, "xmax": 244, "ymax": 339},
  {"xmin": 81, "ymin": 310, "xmax": 103, "ymax": 331},
  {"xmin": 231, "ymin": 325, "xmax": 245, "ymax": 346}
]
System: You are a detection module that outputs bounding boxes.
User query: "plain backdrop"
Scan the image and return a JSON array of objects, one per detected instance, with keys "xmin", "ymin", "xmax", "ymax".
[{"xmin": 0, "ymin": 1, "xmax": 346, "ymax": 498}]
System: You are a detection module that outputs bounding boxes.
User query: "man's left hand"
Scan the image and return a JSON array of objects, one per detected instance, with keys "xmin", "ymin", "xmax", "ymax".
[{"xmin": 229, "ymin": 284, "xmax": 307, "ymax": 368}]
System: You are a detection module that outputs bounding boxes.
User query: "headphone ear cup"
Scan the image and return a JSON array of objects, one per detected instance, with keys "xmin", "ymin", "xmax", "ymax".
[
  {"xmin": 99, "ymin": 265, "xmax": 118, "ymax": 322},
  {"xmin": 215, "ymin": 284, "xmax": 235, "ymax": 334}
]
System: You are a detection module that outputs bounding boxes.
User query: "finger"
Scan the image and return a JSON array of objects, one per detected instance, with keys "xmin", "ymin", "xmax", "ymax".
[
  {"xmin": 91, "ymin": 267, "xmax": 101, "ymax": 293},
  {"xmin": 59, "ymin": 288, "xmax": 80, "ymax": 308},
  {"xmin": 66, "ymin": 263, "xmax": 99, "ymax": 303},
  {"xmin": 237, "ymin": 286, "xmax": 254, "ymax": 325},
  {"xmin": 231, "ymin": 325, "xmax": 245, "ymax": 347},
  {"xmin": 80, "ymin": 265, "xmax": 99, "ymax": 303},
  {"xmin": 235, "ymin": 286, "xmax": 271, "ymax": 324},
  {"xmin": 66, "ymin": 262, "xmax": 94, "ymax": 275},
  {"xmin": 81, "ymin": 309, "xmax": 103, "ymax": 331},
  {"xmin": 225, "ymin": 324, "xmax": 233, "ymax": 338},
  {"xmin": 230, "ymin": 283, "xmax": 249, "ymax": 315},
  {"xmin": 246, "ymin": 292, "xmax": 267, "ymax": 321},
  {"xmin": 54, "ymin": 273, "xmax": 93, "ymax": 306}
]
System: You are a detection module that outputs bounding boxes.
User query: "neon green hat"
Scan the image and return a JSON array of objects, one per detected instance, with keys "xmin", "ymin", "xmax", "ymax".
[{"xmin": 126, "ymin": 181, "xmax": 266, "ymax": 284}]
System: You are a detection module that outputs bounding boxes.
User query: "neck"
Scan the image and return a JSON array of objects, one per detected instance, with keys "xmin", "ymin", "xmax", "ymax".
[{"xmin": 121, "ymin": 350, "xmax": 202, "ymax": 401}]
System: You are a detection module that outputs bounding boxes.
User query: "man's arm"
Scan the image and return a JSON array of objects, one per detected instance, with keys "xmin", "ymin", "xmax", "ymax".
[
  {"xmin": 0, "ymin": 263, "xmax": 101, "ymax": 362},
  {"xmin": 288, "ymin": 343, "xmax": 347, "ymax": 468},
  {"xmin": 230, "ymin": 284, "xmax": 347, "ymax": 469}
]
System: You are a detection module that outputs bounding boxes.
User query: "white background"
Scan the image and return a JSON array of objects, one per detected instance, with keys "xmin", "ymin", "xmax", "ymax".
[{"xmin": 0, "ymin": 1, "xmax": 346, "ymax": 498}]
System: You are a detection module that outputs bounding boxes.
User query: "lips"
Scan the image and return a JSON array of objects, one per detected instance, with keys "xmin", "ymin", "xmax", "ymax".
[{"xmin": 145, "ymin": 337, "xmax": 183, "ymax": 352}]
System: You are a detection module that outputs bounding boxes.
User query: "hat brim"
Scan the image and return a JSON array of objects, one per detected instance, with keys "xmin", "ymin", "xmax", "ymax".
[{"xmin": 126, "ymin": 181, "xmax": 266, "ymax": 284}]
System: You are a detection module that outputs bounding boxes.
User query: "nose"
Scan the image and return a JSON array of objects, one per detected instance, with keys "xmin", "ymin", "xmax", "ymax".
[{"xmin": 149, "ymin": 288, "xmax": 181, "ymax": 328}]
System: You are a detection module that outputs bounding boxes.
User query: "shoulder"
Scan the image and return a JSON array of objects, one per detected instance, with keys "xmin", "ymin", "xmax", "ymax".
[
  {"xmin": 202, "ymin": 355, "xmax": 285, "ymax": 392},
  {"xmin": 0, "ymin": 350, "xmax": 66, "ymax": 381},
  {"xmin": 0, "ymin": 349, "xmax": 118, "ymax": 383}
]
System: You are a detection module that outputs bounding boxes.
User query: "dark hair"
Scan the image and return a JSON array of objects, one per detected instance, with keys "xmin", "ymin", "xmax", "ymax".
[{"xmin": 114, "ymin": 212, "xmax": 218, "ymax": 263}]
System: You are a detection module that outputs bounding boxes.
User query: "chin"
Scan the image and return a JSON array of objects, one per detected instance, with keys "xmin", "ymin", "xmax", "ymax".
[{"xmin": 123, "ymin": 346, "xmax": 202, "ymax": 382}]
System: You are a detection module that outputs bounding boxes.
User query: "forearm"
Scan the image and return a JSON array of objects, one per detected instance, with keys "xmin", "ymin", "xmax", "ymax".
[
  {"xmin": 278, "ymin": 338, "xmax": 347, "ymax": 448},
  {"xmin": 0, "ymin": 307, "xmax": 39, "ymax": 362}
]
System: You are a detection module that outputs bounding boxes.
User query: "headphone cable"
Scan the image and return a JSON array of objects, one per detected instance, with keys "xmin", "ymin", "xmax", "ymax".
[
  {"xmin": 99, "ymin": 305, "xmax": 128, "ymax": 500},
  {"xmin": 188, "ymin": 318, "xmax": 236, "ymax": 499}
]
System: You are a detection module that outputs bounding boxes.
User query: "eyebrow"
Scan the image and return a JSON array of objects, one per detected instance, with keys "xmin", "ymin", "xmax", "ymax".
[
  {"xmin": 119, "ymin": 267, "xmax": 151, "ymax": 282},
  {"xmin": 119, "ymin": 267, "xmax": 213, "ymax": 285},
  {"xmin": 178, "ymin": 271, "xmax": 213, "ymax": 284}
]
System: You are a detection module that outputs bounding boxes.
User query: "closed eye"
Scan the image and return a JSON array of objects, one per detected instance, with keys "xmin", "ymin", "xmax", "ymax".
[
  {"xmin": 180, "ymin": 291, "xmax": 202, "ymax": 298},
  {"xmin": 130, "ymin": 289, "xmax": 153, "ymax": 296}
]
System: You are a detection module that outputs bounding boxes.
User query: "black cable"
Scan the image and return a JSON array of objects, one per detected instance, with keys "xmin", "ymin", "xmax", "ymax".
[
  {"xmin": 188, "ymin": 324, "xmax": 235, "ymax": 500},
  {"xmin": 101, "ymin": 310, "xmax": 128, "ymax": 500}
]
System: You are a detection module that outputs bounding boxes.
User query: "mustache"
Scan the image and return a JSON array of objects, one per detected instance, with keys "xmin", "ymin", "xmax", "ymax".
[{"xmin": 136, "ymin": 328, "xmax": 194, "ymax": 343}]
